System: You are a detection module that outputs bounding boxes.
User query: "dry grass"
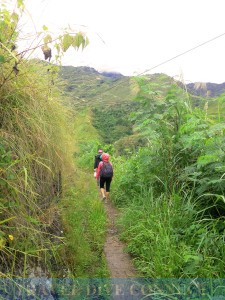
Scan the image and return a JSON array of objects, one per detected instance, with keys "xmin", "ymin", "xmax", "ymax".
[{"xmin": 0, "ymin": 57, "xmax": 76, "ymax": 276}]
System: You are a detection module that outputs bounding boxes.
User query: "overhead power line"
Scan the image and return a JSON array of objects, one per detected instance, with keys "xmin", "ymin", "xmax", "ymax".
[
  {"xmin": 138, "ymin": 32, "xmax": 225, "ymax": 76},
  {"xmin": 96, "ymin": 31, "xmax": 225, "ymax": 95}
]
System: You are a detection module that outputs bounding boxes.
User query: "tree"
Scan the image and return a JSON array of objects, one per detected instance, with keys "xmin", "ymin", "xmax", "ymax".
[{"xmin": 0, "ymin": 0, "xmax": 89, "ymax": 88}]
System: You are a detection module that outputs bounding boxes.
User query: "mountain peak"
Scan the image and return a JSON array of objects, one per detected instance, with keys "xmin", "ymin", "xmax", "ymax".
[{"xmin": 99, "ymin": 71, "xmax": 124, "ymax": 79}]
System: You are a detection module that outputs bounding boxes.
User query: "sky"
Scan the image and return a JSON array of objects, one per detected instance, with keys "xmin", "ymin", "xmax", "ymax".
[{"xmin": 20, "ymin": 0, "xmax": 225, "ymax": 83}]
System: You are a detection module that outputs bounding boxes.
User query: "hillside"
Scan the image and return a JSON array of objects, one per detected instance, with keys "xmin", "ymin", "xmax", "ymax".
[
  {"xmin": 58, "ymin": 66, "xmax": 225, "ymax": 144},
  {"xmin": 186, "ymin": 82, "xmax": 225, "ymax": 97},
  {"xmin": 59, "ymin": 66, "xmax": 225, "ymax": 105},
  {"xmin": 58, "ymin": 66, "xmax": 140, "ymax": 143},
  {"xmin": 59, "ymin": 66, "xmax": 136, "ymax": 107}
]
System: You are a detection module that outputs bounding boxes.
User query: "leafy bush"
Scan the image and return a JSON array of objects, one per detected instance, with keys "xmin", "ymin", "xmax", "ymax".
[
  {"xmin": 117, "ymin": 189, "xmax": 225, "ymax": 277},
  {"xmin": 112, "ymin": 77, "xmax": 225, "ymax": 278},
  {"xmin": 92, "ymin": 102, "xmax": 135, "ymax": 143},
  {"xmin": 0, "ymin": 56, "xmax": 77, "ymax": 275},
  {"xmin": 0, "ymin": 0, "xmax": 80, "ymax": 274}
]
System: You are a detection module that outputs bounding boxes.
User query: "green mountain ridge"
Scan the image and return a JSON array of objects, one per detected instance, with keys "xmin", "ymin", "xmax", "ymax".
[
  {"xmin": 59, "ymin": 65, "xmax": 135, "ymax": 107},
  {"xmin": 59, "ymin": 65, "xmax": 225, "ymax": 145},
  {"xmin": 59, "ymin": 66, "xmax": 224, "ymax": 148},
  {"xmin": 59, "ymin": 65, "xmax": 225, "ymax": 107}
]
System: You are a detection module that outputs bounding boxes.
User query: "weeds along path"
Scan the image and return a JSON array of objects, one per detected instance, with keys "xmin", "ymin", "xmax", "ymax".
[
  {"xmin": 103, "ymin": 199, "xmax": 138, "ymax": 278},
  {"xmin": 72, "ymin": 109, "xmax": 137, "ymax": 277}
]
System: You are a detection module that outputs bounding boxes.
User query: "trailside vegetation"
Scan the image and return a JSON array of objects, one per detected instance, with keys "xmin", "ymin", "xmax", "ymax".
[
  {"xmin": 0, "ymin": 0, "xmax": 107, "ymax": 278},
  {"xmin": 111, "ymin": 77, "xmax": 225, "ymax": 278},
  {"xmin": 92, "ymin": 103, "xmax": 135, "ymax": 144},
  {"xmin": 59, "ymin": 62, "xmax": 225, "ymax": 278},
  {"xmin": 2, "ymin": 0, "xmax": 225, "ymax": 282}
]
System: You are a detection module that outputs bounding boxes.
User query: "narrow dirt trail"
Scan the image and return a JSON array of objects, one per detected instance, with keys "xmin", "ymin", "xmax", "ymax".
[
  {"xmin": 103, "ymin": 200, "xmax": 138, "ymax": 278},
  {"xmin": 101, "ymin": 200, "xmax": 148, "ymax": 299}
]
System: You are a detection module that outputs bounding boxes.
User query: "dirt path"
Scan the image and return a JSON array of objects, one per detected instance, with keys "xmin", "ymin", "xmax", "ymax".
[{"xmin": 103, "ymin": 200, "xmax": 137, "ymax": 278}]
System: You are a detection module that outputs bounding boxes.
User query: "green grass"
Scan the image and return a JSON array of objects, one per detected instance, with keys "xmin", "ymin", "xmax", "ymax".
[
  {"xmin": 54, "ymin": 107, "xmax": 110, "ymax": 278},
  {"xmin": 0, "ymin": 56, "xmax": 77, "ymax": 276},
  {"xmin": 60, "ymin": 171, "xmax": 109, "ymax": 278},
  {"xmin": 0, "ymin": 0, "xmax": 111, "ymax": 280},
  {"xmin": 0, "ymin": 64, "xmax": 110, "ymax": 277},
  {"xmin": 115, "ymin": 187, "xmax": 225, "ymax": 278}
]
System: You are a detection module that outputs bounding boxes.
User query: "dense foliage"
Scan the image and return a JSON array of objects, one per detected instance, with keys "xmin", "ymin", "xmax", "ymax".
[
  {"xmin": 111, "ymin": 77, "xmax": 225, "ymax": 277},
  {"xmin": 2, "ymin": 0, "xmax": 225, "ymax": 283},
  {"xmin": 63, "ymin": 65, "xmax": 225, "ymax": 278},
  {"xmin": 92, "ymin": 102, "xmax": 136, "ymax": 144},
  {"xmin": 0, "ymin": 0, "xmax": 106, "ymax": 279}
]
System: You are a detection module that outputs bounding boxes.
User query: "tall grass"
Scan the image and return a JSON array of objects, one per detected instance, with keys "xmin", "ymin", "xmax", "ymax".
[
  {"xmin": 60, "ymin": 173, "xmax": 109, "ymax": 278},
  {"xmin": 116, "ymin": 187, "xmax": 225, "ymax": 277},
  {"xmin": 0, "ymin": 58, "xmax": 75, "ymax": 276},
  {"xmin": 0, "ymin": 0, "xmax": 109, "ymax": 279},
  {"xmin": 72, "ymin": 107, "xmax": 104, "ymax": 169},
  {"xmin": 51, "ymin": 106, "xmax": 109, "ymax": 278},
  {"xmin": 110, "ymin": 79, "xmax": 225, "ymax": 278}
]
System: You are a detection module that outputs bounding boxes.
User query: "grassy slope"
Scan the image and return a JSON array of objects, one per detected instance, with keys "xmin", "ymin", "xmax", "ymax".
[
  {"xmin": 59, "ymin": 66, "xmax": 221, "ymax": 115},
  {"xmin": 59, "ymin": 66, "xmax": 136, "ymax": 107},
  {"xmin": 59, "ymin": 108, "xmax": 109, "ymax": 277},
  {"xmin": 0, "ymin": 58, "xmax": 79, "ymax": 277},
  {"xmin": 58, "ymin": 68, "xmax": 191, "ymax": 145},
  {"xmin": 0, "ymin": 56, "xmax": 110, "ymax": 278}
]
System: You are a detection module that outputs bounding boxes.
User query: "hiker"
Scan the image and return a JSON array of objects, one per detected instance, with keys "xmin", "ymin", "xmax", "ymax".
[
  {"xmin": 94, "ymin": 149, "xmax": 103, "ymax": 179},
  {"xmin": 96, "ymin": 153, "xmax": 113, "ymax": 201},
  {"xmin": 94, "ymin": 149, "xmax": 103, "ymax": 199}
]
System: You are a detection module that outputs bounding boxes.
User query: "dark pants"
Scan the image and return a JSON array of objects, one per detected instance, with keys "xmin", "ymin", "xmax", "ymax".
[{"xmin": 100, "ymin": 177, "xmax": 112, "ymax": 192}]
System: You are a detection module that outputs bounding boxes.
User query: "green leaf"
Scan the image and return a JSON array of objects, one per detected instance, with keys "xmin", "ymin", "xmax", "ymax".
[
  {"xmin": 0, "ymin": 216, "xmax": 16, "ymax": 225},
  {"xmin": 17, "ymin": 0, "xmax": 24, "ymax": 9},
  {"xmin": 0, "ymin": 55, "xmax": 5, "ymax": 63},
  {"xmin": 84, "ymin": 36, "xmax": 89, "ymax": 48},
  {"xmin": 43, "ymin": 34, "xmax": 52, "ymax": 44},
  {"xmin": 197, "ymin": 154, "xmax": 219, "ymax": 167},
  {"xmin": 25, "ymin": 215, "xmax": 40, "ymax": 225},
  {"xmin": 184, "ymin": 254, "xmax": 202, "ymax": 263},
  {"xmin": 11, "ymin": 12, "xmax": 19, "ymax": 23},
  {"xmin": 54, "ymin": 43, "xmax": 60, "ymax": 54},
  {"xmin": 42, "ymin": 25, "xmax": 48, "ymax": 31},
  {"xmin": 208, "ymin": 122, "xmax": 225, "ymax": 136},
  {"xmin": 23, "ymin": 166, "xmax": 28, "ymax": 191},
  {"xmin": 62, "ymin": 33, "xmax": 73, "ymax": 52},
  {"xmin": 0, "ymin": 237, "xmax": 6, "ymax": 249},
  {"xmin": 72, "ymin": 32, "xmax": 85, "ymax": 49}
]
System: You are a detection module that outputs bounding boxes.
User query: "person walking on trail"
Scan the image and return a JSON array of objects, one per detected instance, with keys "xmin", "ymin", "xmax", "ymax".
[
  {"xmin": 94, "ymin": 149, "xmax": 103, "ymax": 198},
  {"xmin": 96, "ymin": 153, "xmax": 113, "ymax": 202},
  {"xmin": 94, "ymin": 148, "xmax": 103, "ymax": 180}
]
